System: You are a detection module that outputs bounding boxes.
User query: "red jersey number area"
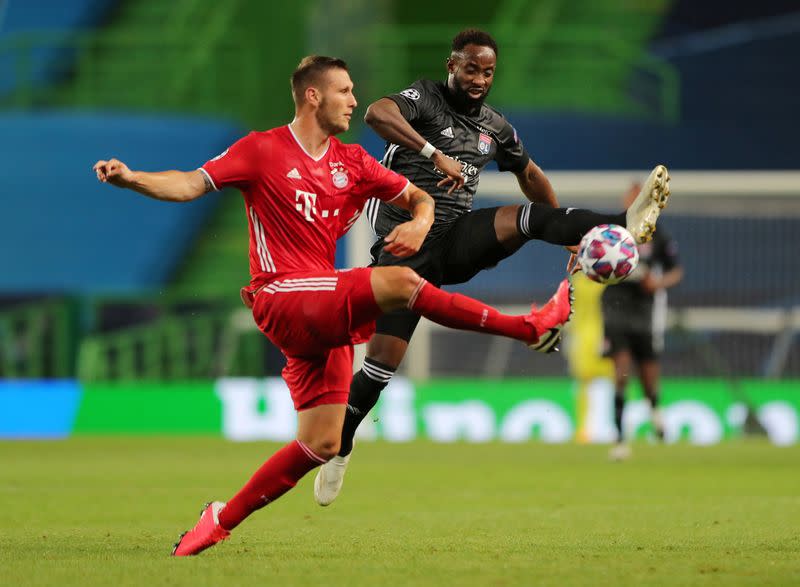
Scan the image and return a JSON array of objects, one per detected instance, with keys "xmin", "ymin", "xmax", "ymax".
[{"xmin": 251, "ymin": 268, "xmax": 382, "ymax": 411}]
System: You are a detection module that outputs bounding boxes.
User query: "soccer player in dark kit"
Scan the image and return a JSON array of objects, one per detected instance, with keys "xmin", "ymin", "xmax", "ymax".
[
  {"xmin": 314, "ymin": 29, "xmax": 671, "ymax": 505},
  {"xmin": 606, "ymin": 182, "xmax": 683, "ymax": 461}
]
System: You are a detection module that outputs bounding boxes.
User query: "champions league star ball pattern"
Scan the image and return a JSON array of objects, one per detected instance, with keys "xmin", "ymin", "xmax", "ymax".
[{"xmin": 577, "ymin": 224, "xmax": 639, "ymax": 284}]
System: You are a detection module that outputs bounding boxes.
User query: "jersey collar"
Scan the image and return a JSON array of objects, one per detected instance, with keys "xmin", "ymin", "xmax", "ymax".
[{"xmin": 286, "ymin": 124, "xmax": 330, "ymax": 162}]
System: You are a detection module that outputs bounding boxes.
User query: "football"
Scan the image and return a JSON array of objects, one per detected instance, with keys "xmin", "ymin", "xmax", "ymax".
[{"xmin": 577, "ymin": 224, "xmax": 639, "ymax": 284}]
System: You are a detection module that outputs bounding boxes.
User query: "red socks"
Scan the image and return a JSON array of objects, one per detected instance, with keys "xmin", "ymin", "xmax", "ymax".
[
  {"xmin": 408, "ymin": 280, "xmax": 534, "ymax": 342},
  {"xmin": 218, "ymin": 440, "xmax": 326, "ymax": 531}
]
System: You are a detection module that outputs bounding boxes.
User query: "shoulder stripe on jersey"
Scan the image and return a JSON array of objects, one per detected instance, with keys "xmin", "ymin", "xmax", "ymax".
[{"xmin": 249, "ymin": 206, "xmax": 276, "ymax": 272}]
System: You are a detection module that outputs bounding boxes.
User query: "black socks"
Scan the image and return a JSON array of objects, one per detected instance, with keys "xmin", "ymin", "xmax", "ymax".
[
  {"xmin": 517, "ymin": 202, "xmax": 626, "ymax": 246},
  {"xmin": 338, "ymin": 357, "xmax": 396, "ymax": 457}
]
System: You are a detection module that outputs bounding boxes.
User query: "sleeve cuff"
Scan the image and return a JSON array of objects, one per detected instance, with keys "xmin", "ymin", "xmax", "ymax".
[
  {"xmin": 198, "ymin": 167, "xmax": 219, "ymax": 191},
  {"xmin": 386, "ymin": 179, "xmax": 411, "ymax": 202}
]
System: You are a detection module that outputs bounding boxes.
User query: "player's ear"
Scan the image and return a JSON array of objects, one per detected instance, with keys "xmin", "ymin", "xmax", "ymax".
[
  {"xmin": 305, "ymin": 86, "xmax": 320, "ymax": 107},
  {"xmin": 446, "ymin": 56, "xmax": 456, "ymax": 74}
]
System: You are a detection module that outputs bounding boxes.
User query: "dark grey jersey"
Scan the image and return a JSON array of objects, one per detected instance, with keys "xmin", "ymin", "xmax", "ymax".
[{"xmin": 365, "ymin": 78, "xmax": 530, "ymax": 239}]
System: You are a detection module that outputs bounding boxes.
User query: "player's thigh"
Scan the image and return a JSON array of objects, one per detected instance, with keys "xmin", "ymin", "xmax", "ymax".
[
  {"xmin": 284, "ymin": 345, "xmax": 354, "ymax": 411},
  {"xmin": 254, "ymin": 269, "xmax": 380, "ymax": 350},
  {"xmin": 441, "ymin": 207, "xmax": 516, "ymax": 285}
]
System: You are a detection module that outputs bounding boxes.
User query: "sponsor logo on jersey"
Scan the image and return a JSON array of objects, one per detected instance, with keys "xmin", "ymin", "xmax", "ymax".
[
  {"xmin": 432, "ymin": 155, "xmax": 478, "ymax": 178},
  {"xmin": 400, "ymin": 88, "xmax": 420, "ymax": 100},
  {"xmin": 440, "ymin": 127, "xmax": 454, "ymax": 139},
  {"xmin": 329, "ymin": 161, "xmax": 349, "ymax": 188},
  {"xmin": 286, "ymin": 168, "xmax": 302, "ymax": 179},
  {"xmin": 478, "ymin": 133, "xmax": 492, "ymax": 155}
]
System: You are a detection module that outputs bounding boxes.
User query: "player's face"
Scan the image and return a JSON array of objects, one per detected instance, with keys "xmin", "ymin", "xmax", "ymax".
[
  {"xmin": 315, "ymin": 68, "xmax": 357, "ymax": 135},
  {"xmin": 446, "ymin": 44, "xmax": 496, "ymax": 107}
]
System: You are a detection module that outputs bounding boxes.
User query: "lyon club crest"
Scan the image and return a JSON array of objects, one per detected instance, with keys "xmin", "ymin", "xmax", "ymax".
[
  {"xmin": 478, "ymin": 132, "xmax": 492, "ymax": 155},
  {"xmin": 329, "ymin": 161, "xmax": 349, "ymax": 188}
]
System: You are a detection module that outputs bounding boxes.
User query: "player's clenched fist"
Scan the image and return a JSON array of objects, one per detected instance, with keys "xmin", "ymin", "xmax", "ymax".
[
  {"xmin": 93, "ymin": 158, "xmax": 135, "ymax": 187},
  {"xmin": 383, "ymin": 221, "xmax": 427, "ymax": 258}
]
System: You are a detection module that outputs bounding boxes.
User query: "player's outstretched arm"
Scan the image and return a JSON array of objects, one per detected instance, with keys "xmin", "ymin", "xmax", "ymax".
[
  {"xmin": 365, "ymin": 98, "xmax": 464, "ymax": 194},
  {"xmin": 514, "ymin": 160, "xmax": 559, "ymax": 208},
  {"xmin": 382, "ymin": 183, "xmax": 434, "ymax": 257},
  {"xmin": 93, "ymin": 158, "xmax": 212, "ymax": 202}
]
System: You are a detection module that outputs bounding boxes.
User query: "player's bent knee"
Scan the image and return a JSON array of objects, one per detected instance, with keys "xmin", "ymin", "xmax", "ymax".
[
  {"xmin": 372, "ymin": 266, "xmax": 423, "ymax": 310},
  {"xmin": 307, "ymin": 437, "xmax": 341, "ymax": 462},
  {"xmin": 393, "ymin": 266, "xmax": 422, "ymax": 299}
]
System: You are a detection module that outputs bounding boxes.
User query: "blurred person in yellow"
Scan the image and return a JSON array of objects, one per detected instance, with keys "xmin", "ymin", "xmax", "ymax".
[
  {"xmin": 566, "ymin": 271, "xmax": 615, "ymax": 444},
  {"xmin": 604, "ymin": 182, "xmax": 683, "ymax": 461}
]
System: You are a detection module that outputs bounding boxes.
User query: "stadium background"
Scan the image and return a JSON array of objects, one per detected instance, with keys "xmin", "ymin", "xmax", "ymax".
[{"xmin": 1, "ymin": 0, "xmax": 798, "ymax": 446}]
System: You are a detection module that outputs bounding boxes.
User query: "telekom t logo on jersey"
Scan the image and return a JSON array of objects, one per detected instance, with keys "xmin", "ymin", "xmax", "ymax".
[
  {"xmin": 295, "ymin": 190, "xmax": 318, "ymax": 221},
  {"xmin": 294, "ymin": 189, "xmax": 342, "ymax": 222}
]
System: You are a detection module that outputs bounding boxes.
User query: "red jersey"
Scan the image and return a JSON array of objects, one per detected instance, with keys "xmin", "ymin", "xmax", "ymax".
[{"xmin": 201, "ymin": 125, "xmax": 409, "ymax": 287}]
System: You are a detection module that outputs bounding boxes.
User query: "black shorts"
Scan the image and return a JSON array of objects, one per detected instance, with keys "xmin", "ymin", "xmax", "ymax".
[
  {"xmin": 370, "ymin": 207, "xmax": 512, "ymax": 342},
  {"xmin": 604, "ymin": 325, "xmax": 659, "ymax": 362}
]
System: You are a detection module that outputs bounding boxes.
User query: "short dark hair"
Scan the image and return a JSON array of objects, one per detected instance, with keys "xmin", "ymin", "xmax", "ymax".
[
  {"xmin": 451, "ymin": 29, "xmax": 498, "ymax": 58},
  {"xmin": 290, "ymin": 55, "xmax": 349, "ymax": 104}
]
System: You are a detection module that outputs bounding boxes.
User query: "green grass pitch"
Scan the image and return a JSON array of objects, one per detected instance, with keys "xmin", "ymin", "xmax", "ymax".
[{"xmin": 1, "ymin": 437, "xmax": 798, "ymax": 586}]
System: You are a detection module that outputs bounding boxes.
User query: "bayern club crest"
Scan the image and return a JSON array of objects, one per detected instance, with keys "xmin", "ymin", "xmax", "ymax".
[
  {"xmin": 329, "ymin": 161, "xmax": 349, "ymax": 188},
  {"xmin": 478, "ymin": 132, "xmax": 492, "ymax": 155}
]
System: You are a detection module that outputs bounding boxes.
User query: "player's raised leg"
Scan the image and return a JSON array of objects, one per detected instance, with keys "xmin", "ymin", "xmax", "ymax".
[
  {"xmin": 369, "ymin": 267, "xmax": 573, "ymax": 345},
  {"xmin": 493, "ymin": 165, "xmax": 670, "ymax": 251}
]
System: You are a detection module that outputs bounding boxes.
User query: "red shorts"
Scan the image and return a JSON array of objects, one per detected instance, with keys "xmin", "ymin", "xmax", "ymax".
[{"xmin": 251, "ymin": 268, "xmax": 382, "ymax": 411}]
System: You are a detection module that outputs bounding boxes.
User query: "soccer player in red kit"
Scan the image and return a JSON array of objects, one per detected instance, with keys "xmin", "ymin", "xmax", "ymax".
[{"xmin": 93, "ymin": 55, "xmax": 572, "ymax": 557}]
